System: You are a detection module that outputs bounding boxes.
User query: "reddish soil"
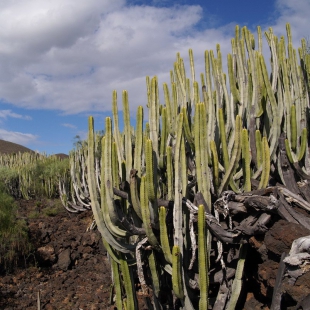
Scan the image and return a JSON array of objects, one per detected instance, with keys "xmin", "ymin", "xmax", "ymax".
[{"xmin": 0, "ymin": 199, "xmax": 113, "ymax": 310}]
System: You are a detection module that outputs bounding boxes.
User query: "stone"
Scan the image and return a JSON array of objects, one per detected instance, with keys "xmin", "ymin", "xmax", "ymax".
[
  {"xmin": 257, "ymin": 260, "xmax": 279, "ymax": 298},
  {"xmin": 264, "ymin": 220, "xmax": 310, "ymax": 256},
  {"xmin": 37, "ymin": 245, "xmax": 56, "ymax": 263},
  {"xmin": 282, "ymin": 269, "xmax": 310, "ymax": 302},
  {"xmin": 57, "ymin": 249, "xmax": 71, "ymax": 271}
]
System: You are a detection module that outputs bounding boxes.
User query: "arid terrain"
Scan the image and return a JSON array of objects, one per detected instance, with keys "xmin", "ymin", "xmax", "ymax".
[
  {"xmin": 0, "ymin": 199, "xmax": 113, "ymax": 310},
  {"xmin": 0, "ymin": 198, "xmax": 310, "ymax": 309},
  {"xmin": 1, "ymin": 141, "xmax": 310, "ymax": 309}
]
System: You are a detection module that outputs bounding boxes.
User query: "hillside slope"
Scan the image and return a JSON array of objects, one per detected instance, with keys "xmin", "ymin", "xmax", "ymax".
[{"xmin": 0, "ymin": 139, "xmax": 34, "ymax": 154}]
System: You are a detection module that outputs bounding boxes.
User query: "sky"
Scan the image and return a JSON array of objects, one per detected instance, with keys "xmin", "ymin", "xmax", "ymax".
[{"xmin": 0, "ymin": 0, "xmax": 309, "ymax": 155}]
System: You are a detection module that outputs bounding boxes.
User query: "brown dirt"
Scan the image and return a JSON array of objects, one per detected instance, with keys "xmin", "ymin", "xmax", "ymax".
[{"xmin": 0, "ymin": 199, "xmax": 113, "ymax": 310}]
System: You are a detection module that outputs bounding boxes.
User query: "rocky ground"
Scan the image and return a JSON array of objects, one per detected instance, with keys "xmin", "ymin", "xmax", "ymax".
[
  {"xmin": 0, "ymin": 199, "xmax": 310, "ymax": 309},
  {"xmin": 0, "ymin": 199, "xmax": 113, "ymax": 310},
  {"xmin": 244, "ymin": 219, "xmax": 310, "ymax": 309}
]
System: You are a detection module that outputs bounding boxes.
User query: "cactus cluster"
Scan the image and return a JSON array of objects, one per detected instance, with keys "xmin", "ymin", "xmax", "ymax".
[
  {"xmin": 0, "ymin": 152, "xmax": 70, "ymax": 199},
  {"xmin": 67, "ymin": 23, "xmax": 310, "ymax": 309}
]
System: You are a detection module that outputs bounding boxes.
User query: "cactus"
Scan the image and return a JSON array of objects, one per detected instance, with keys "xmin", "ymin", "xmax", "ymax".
[
  {"xmin": 198, "ymin": 205, "xmax": 209, "ymax": 310},
  {"xmin": 172, "ymin": 245, "xmax": 184, "ymax": 299},
  {"xmin": 159, "ymin": 206, "xmax": 172, "ymax": 264},
  {"xmin": 60, "ymin": 23, "xmax": 310, "ymax": 309},
  {"xmin": 0, "ymin": 151, "xmax": 71, "ymax": 202}
]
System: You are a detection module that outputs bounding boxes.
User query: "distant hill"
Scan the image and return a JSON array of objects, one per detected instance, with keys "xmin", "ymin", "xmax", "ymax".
[
  {"xmin": 0, "ymin": 139, "xmax": 35, "ymax": 154},
  {"xmin": 0, "ymin": 139, "xmax": 68, "ymax": 159},
  {"xmin": 51, "ymin": 153, "xmax": 69, "ymax": 160}
]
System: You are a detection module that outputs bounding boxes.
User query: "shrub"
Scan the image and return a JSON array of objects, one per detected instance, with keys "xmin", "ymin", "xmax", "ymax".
[{"xmin": 0, "ymin": 182, "xmax": 31, "ymax": 272}]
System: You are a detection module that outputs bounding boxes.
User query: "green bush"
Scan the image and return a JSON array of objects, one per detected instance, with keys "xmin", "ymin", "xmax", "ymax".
[
  {"xmin": 0, "ymin": 182, "xmax": 31, "ymax": 271},
  {"xmin": 42, "ymin": 200, "xmax": 65, "ymax": 217}
]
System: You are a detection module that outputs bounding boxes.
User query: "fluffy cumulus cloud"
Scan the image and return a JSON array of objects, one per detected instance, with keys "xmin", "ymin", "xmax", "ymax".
[
  {"xmin": 0, "ymin": 129, "xmax": 37, "ymax": 145},
  {"xmin": 0, "ymin": 0, "xmax": 232, "ymax": 114},
  {"xmin": 0, "ymin": 0, "xmax": 309, "ymax": 117}
]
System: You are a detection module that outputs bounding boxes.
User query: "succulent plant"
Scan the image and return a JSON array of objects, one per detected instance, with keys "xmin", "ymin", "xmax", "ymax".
[{"xmin": 67, "ymin": 23, "xmax": 310, "ymax": 309}]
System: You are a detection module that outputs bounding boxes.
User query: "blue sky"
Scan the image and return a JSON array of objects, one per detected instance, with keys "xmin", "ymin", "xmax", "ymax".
[{"xmin": 0, "ymin": 0, "xmax": 309, "ymax": 154}]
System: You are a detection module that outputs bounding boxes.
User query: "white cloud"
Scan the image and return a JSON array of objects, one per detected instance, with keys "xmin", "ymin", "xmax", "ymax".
[
  {"xmin": 0, "ymin": 0, "xmax": 124, "ymax": 55},
  {"xmin": 62, "ymin": 123, "xmax": 77, "ymax": 129},
  {"xmin": 0, "ymin": 129, "xmax": 38, "ymax": 145},
  {"xmin": 0, "ymin": 109, "xmax": 31, "ymax": 120},
  {"xmin": 268, "ymin": 0, "xmax": 310, "ymax": 46},
  {"xmin": 0, "ymin": 1, "xmax": 211, "ymax": 113},
  {"xmin": 0, "ymin": 0, "xmax": 309, "ymax": 117}
]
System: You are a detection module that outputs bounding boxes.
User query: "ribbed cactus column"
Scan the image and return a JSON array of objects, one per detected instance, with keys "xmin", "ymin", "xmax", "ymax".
[{"xmin": 72, "ymin": 23, "xmax": 310, "ymax": 310}]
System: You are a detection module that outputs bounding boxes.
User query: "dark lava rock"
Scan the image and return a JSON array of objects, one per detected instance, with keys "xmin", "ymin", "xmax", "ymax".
[
  {"xmin": 243, "ymin": 292, "xmax": 267, "ymax": 309},
  {"xmin": 282, "ymin": 267, "xmax": 310, "ymax": 302},
  {"xmin": 264, "ymin": 220, "xmax": 310, "ymax": 256},
  {"xmin": 57, "ymin": 248, "xmax": 72, "ymax": 270},
  {"xmin": 257, "ymin": 260, "xmax": 279, "ymax": 298},
  {"xmin": 36, "ymin": 245, "xmax": 56, "ymax": 264}
]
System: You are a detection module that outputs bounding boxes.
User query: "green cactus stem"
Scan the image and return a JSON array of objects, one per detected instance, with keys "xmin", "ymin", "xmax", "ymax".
[
  {"xmin": 219, "ymin": 108, "xmax": 230, "ymax": 171},
  {"xmin": 129, "ymin": 169, "xmax": 143, "ymax": 220},
  {"xmin": 122, "ymin": 90, "xmax": 133, "ymax": 182},
  {"xmin": 241, "ymin": 129, "xmax": 251, "ymax": 192},
  {"xmin": 166, "ymin": 145, "xmax": 174, "ymax": 201},
  {"xmin": 172, "ymin": 245, "xmax": 184, "ymax": 299},
  {"xmin": 226, "ymin": 244, "xmax": 248, "ymax": 310},
  {"xmin": 298, "ymin": 128, "xmax": 307, "ymax": 161},
  {"xmin": 285, "ymin": 139, "xmax": 294, "ymax": 164},
  {"xmin": 227, "ymin": 53, "xmax": 240, "ymax": 104},
  {"xmin": 159, "ymin": 107, "xmax": 168, "ymax": 169},
  {"xmin": 134, "ymin": 106, "xmax": 144, "ymax": 176},
  {"xmin": 258, "ymin": 137, "xmax": 270, "ymax": 189},
  {"xmin": 145, "ymin": 139, "xmax": 156, "ymax": 202},
  {"xmin": 255, "ymin": 130, "xmax": 263, "ymax": 169},
  {"xmin": 112, "ymin": 90, "xmax": 124, "ymax": 172},
  {"xmin": 259, "ymin": 53, "xmax": 280, "ymax": 160},
  {"xmin": 210, "ymin": 140, "xmax": 219, "ymax": 193},
  {"xmin": 88, "ymin": 116, "xmax": 134, "ymax": 254},
  {"xmin": 218, "ymin": 115, "xmax": 242, "ymax": 194},
  {"xmin": 120, "ymin": 254, "xmax": 136, "ymax": 310},
  {"xmin": 140, "ymin": 175, "xmax": 160, "ymax": 250},
  {"xmin": 159, "ymin": 206, "xmax": 172, "ymax": 264},
  {"xmin": 111, "ymin": 258, "xmax": 123, "ymax": 310},
  {"xmin": 198, "ymin": 205, "xmax": 209, "ymax": 310},
  {"xmin": 103, "ymin": 117, "xmax": 128, "ymax": 238},
  {"xmin": 199, "ymin": 103, "xmax": 211, "ymax": 206},
  {"xmin": 182, "ymin": 107, "xmax": 195, "ymax": 151},
  {"xmin": 194, "ymin": 104, "xmax": 203, "ymax": 193},
  {"xmin": 148, "ymin": 250, "xmax": 160, "ymax": 297},
  {"xmin": 290, "ymin": 105, "xmax": 297, "ymax": 152},
  {"xmin": 149, "ymin": 76, "xmax": 160, "ymax": 159},
  {"xmin": 173, "ymin": 113, "xmax": 184, "ymax": 248}
]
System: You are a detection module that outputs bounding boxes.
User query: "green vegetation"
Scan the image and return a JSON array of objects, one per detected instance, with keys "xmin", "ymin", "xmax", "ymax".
[
  {"xmin": 0, "ymin": 22, "xmax": 309, "ymax": 308},
  {"xmin": 0, "ymin": 152, "xmax": 70, "ymax": 200},
  {"xmin": 0, "ymin": 151, "xmax": 70, "ymax": 271},
  {"xmin": 79, "ymin": 23, "xmax": 310, "ymax": 308},
  {"xmin": 42, "ymin": 200, "xmax": 66, "ymax": 217},
  {"xmin": 0, "ymin": 182, "xmax": 31, "ymax": 271},
  {"xmin": 24, "ymin": 199, "xmax": 65, "ymax": 219}
]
